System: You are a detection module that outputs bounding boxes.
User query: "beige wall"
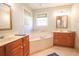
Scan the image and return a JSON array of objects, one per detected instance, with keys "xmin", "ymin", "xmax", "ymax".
[
  {"xmin": 71, "ymin": 4, "xmax": 79, "ymax": 49},
  {"xmin": 33, "ymin": 5, "xmax": 72, "ymax": 32}
]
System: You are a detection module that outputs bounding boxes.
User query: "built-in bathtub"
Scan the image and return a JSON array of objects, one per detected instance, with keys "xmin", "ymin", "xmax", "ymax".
[{"xmin": 29, "ymin": 32, "xmax": 53, "ymax": 55}]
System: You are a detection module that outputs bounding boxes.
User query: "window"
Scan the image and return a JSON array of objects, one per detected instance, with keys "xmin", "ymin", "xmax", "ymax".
[{"xmin": 36, "ymin": 14, "xmax": 48, "ymax": 26}]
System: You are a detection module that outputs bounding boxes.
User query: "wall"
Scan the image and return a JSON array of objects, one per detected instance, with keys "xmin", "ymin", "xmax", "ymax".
[
  {"xmin": 12, "ymin": 3, "xmax": 33, "ymax": 34},
  {"xmin": 71, "ymin": 4, "xmax": 79, "ymax": 49},
  {"xmin": 0, "ymin": 3, "xmax": 33, "ymax": 36},
  {"xmin": 33, "ymin": 5, "xmax": 72, "ymax": 32},
  {"xmin": 12, "ymin": 4, "xmax": 24, "ymax": 33}
]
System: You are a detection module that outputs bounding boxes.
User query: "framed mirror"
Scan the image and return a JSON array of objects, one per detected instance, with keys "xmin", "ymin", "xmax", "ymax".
[
  {"xmin": 56, "ymin": 16, "xmax": 62, "ymax": 28},
  {"xmin": 56, "ymin": 15, "xmax": 68, "ymax": 28},
  {"xmin": 0, "ymin": 3, "xmax": 12, "ymax": 30}
]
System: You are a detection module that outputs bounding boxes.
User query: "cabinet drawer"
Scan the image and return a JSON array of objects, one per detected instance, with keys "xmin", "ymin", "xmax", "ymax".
[
  {"xmin": 53, "ymin": 32, "xmax": 75, "ymax": 37},
  {"xmin": 5, "ymin": 39, "xmax": 23, "ymax": 56},
  {"xmin": 53, "ymin": 33, "xmax": 62, "ymax": 36},
  {"xmin": 6, "ymin": 39, "xmax": 22, "ymax": 50},
  {"xmin": 6, "ymin": 45, "xmax": 23, "ymax": 56},
  {"xmin": 54, "ymin": 39, "xmax": 64, "ymax": 45}
]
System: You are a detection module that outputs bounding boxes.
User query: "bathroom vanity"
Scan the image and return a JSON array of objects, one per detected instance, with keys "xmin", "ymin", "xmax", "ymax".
[
  {"xmin": 53, "ymin": 32, "xmax": 75, "ymax": 48},
  {"xmin": 0, "ymin": 35, "xmax": 29, "ymax": 56}
]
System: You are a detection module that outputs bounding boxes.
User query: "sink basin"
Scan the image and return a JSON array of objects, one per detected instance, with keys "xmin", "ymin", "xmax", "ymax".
[
  {"xmin": 0, "ymin": 35, "xmax": 4, "ymax": 39},
  {"xmin": 15, "ymin": 34, "xmax": 26, "ymax": 36}
]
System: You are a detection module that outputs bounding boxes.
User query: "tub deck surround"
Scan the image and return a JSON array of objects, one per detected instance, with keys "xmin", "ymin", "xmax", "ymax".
[
  {"xmin": 29, "ymin": 31, "xmax": 52, "ymax": 41},
  {"xmin": 29, "ymin": 37, "xmax": 53, "ymax": 55},
  {"xmin": 29, "ymin": 32, "xmax": 53, "ymax": 55}
]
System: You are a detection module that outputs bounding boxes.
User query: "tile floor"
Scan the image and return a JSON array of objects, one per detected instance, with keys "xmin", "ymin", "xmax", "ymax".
[{"xmin": 30, "ymin": 46, "xmax": 79, "ymax": 56}]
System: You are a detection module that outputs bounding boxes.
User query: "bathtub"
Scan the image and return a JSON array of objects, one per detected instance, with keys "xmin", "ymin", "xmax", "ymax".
[{"xmin": 29, "ymin": 32, "xmax": 53, "ymax": 55}]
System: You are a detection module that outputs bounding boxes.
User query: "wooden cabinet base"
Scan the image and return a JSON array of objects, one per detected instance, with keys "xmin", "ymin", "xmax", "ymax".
[
  {"xmin": 53, "ymin": 32, "xmax": 75, "ymax": 48},
  {"xmin": 0, "ymin": 35, "xmax": 29, "ymax": 56}
]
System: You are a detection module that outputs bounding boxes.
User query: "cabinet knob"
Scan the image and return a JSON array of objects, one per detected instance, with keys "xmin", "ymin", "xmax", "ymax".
[{"xmin": 21, "ymin": 46, "xmax": 23, "ymax": 48}]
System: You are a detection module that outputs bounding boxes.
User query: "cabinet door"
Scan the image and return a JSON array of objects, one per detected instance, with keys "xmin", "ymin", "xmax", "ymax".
[
  {"xmin": 0, "ymin": 46, "xmax": 5, "ymax": 56},
  {"xmin": 54, "ymin": 37, "xmax": 65, "ymax": 46},
  {"xmin": 65, "ymin": 37, "xmax": 74, "ymax": 47},
  {"xmin": 53, "ymin": 32, "xmax": 75, "ymax": 48},
  {"xmin": 5, "ymin": 39, "xmax": 23, "ymax": 56},
  {"xmin": 22, "ymin": 35, "xmax": 29, "ymax": 56},
  {"xmin": 53, "ymin": 33, "xmax": 64, "ymax": 45}
]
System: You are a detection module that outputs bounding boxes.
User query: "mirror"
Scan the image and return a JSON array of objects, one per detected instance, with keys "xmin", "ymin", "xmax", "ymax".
[
  {"xmin": 0, "ymin": 3, "xmax": 12, "ymax": 30},
  {"xmin": 56, "ymin": 15, "xmax": 68, "ymax": 28}
]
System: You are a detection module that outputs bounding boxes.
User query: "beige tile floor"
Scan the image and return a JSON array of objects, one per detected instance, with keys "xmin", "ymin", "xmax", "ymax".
[{"xmin": 30, "ymin": 46, "xmax": 79, "ymax": 56}]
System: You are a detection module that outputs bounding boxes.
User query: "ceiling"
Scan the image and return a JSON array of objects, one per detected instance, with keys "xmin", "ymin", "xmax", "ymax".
[{"xmin": 22, "ymin": 3, "xmax": 72, "ymax": 10}]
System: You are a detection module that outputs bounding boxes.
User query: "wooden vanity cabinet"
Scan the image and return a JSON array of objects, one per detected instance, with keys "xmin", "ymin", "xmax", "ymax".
[
  {"xmin": 0, "ymin": 35, "xmax": 29, "ymax": 56},
  {"xmin": 0, "ymin": 46, "xmax": 5, "ymax": 56},
  {"xmin": 53, "ymin": 32, "xmax": 75, "ymax": 48}
]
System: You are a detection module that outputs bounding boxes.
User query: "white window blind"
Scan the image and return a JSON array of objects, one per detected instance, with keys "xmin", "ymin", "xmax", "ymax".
[{"xmin": 36, "ymin": 14, "xmax": 48, "ymax": 26}]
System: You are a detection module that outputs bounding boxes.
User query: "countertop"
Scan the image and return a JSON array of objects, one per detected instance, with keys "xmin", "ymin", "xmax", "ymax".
[
  {"xmin": 0, "ymin": 35, "xmax": 27, "ymax": 46},
  {"xmin": 53, "ymin": 31, "xmax": 75, "ymax": 33}
]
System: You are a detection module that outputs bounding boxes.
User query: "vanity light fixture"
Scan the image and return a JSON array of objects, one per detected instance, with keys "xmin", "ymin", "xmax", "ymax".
[
  {"xmin": 54, "ymin": 9, "xmax": 70, "ymax": 17},
  {"xmin": 55, "ymin": 12, "xmax": 70, "ymax": 16}
]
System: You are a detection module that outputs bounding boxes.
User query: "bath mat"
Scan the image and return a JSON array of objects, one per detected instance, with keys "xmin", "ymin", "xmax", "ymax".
[{"xmin": 47, "ymin": 52, "xmax": 59, "ymax": 56}]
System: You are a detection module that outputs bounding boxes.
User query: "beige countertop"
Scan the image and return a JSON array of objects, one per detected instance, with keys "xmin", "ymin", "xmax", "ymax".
[
  {"xmin": 0, "ymin": 35, "xmax": 27, "ymax": 46},
  {"xmin": 53, "ymin": 31, "xmax": 75, "ymax": 33}
]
